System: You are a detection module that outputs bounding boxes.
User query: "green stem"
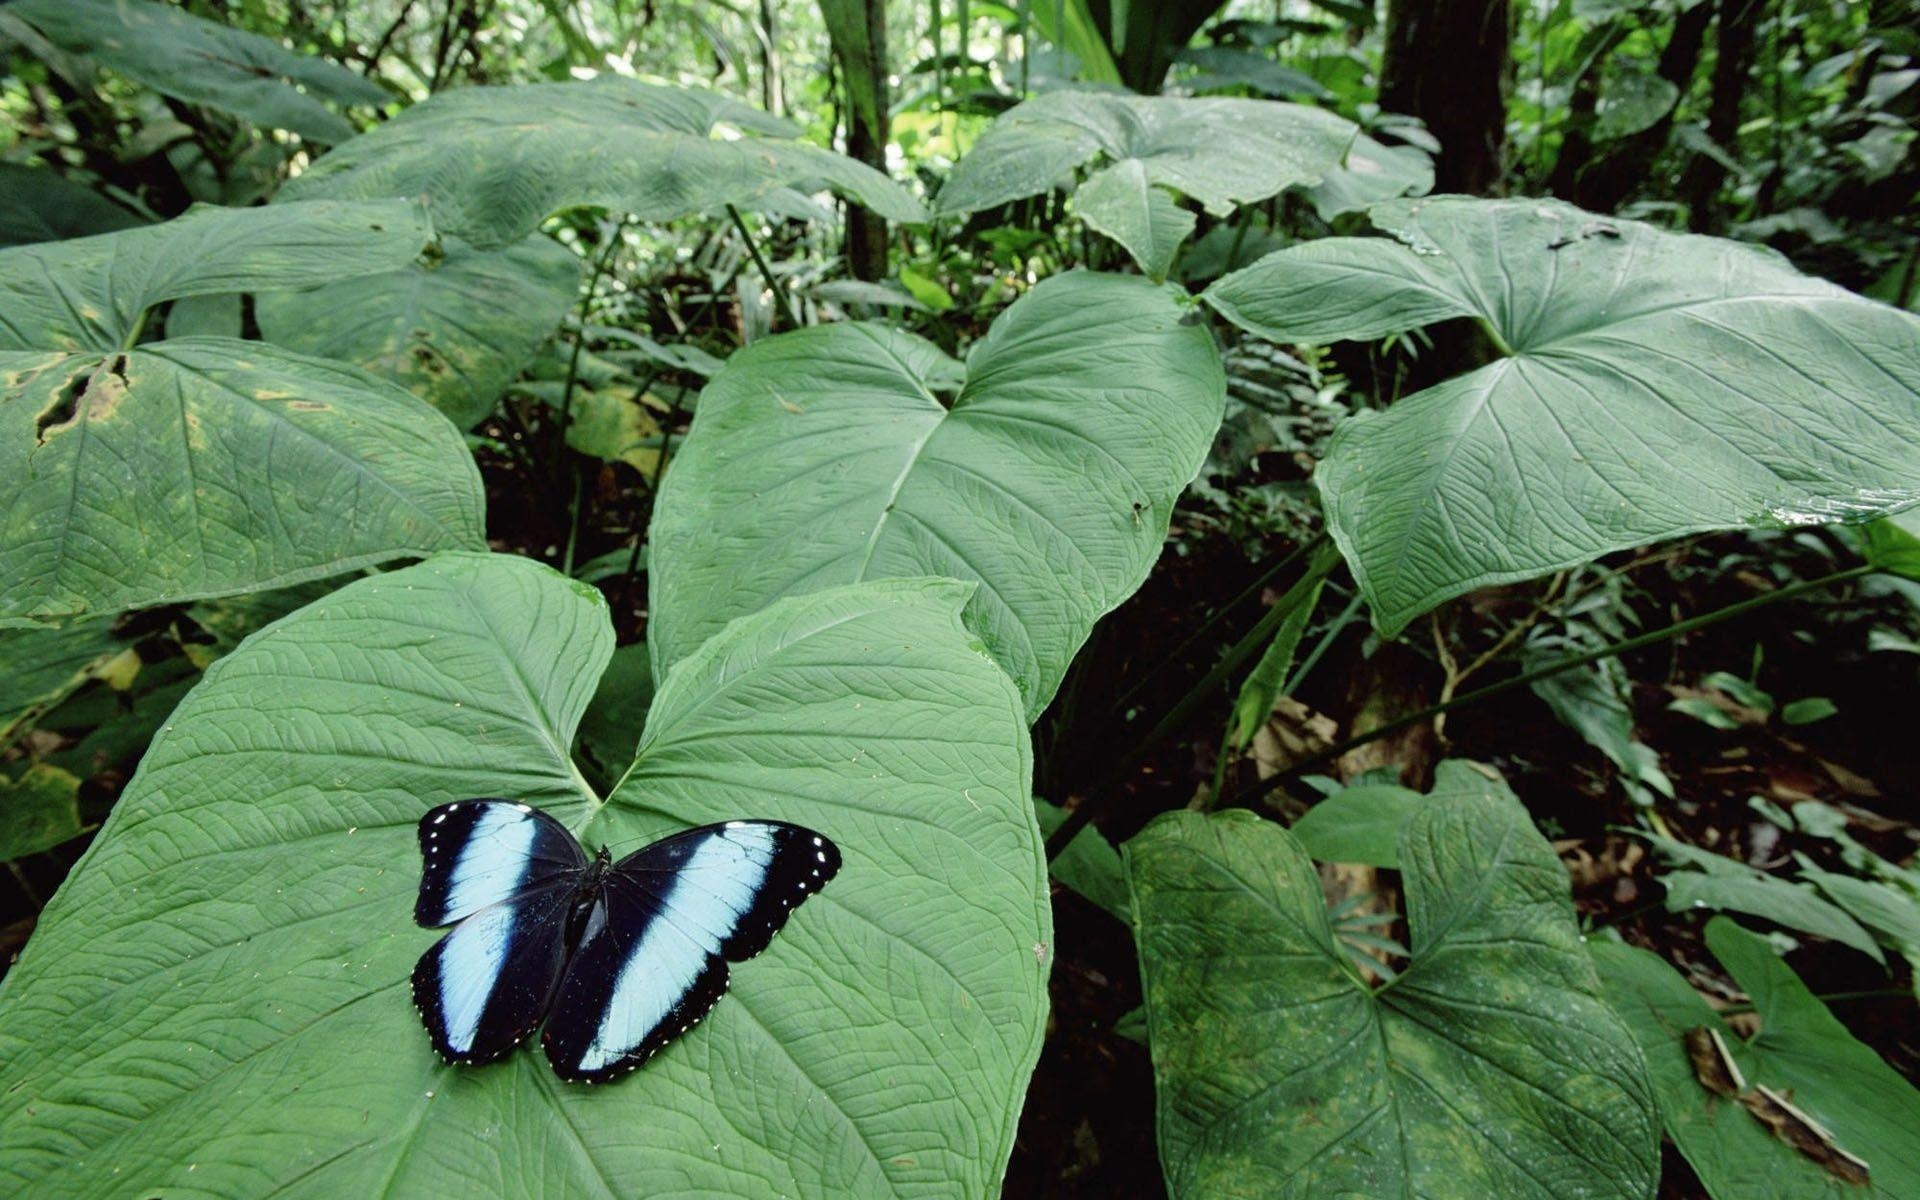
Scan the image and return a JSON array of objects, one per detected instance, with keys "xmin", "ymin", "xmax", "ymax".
[
  {"xmin": 1283, "ymin": 588, "xmax": 1364, "ymax": 697},
  {"xmin": 1202, "ymin": 725, "xmax": 1233, "ymax": 811},
  {"xmin": 561, "ymin": 465, "xmax": 586, "ymax": 576},
  {"xmin": 1224, "ymin": 217, "xmax": 1252, "ymax": 272},
  {"xmin": 727, "ymin": 204, "xmax": 799, "ymax": 331},
  {"xmin": 7, "ymin": 860, "xmax": 43, "ymax": 910},
  {"xmin": 1112, "ymin": 533, "xmax": 1328, "ymax": 716},
  {"xmin": 1224, "ymin": 564, "xmax": 1877, "ymax": 812},
  {"xmin": 622, "ymin": 380, "xmax": 689, "ymax": 599},
  {"xmin": 1477, "ymin": 316, "xmax": 1516, "ymax": 358},
  {"xmin": 119, "ymin": 306, "xmax": 151, "ymax": 352},
  {"xmin": 556, "ymin": 223, "xmax": 624, "ymax": 473},
  {"xmin": 1046, "ymin": 540, "xmax": 1344, "ymax": 859}
]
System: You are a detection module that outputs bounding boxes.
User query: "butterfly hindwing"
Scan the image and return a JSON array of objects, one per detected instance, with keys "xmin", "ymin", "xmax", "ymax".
[
  {"xmin": 541, "ymin": 820, "xmax": 840, "ymax": 1083},
  {"xmin": 415, "ymin": 799, "xmax": 587, "ymax": 927},
  {"xmin": 412, "ymin": 882, "xmax": 575, "ymax": 1065}
]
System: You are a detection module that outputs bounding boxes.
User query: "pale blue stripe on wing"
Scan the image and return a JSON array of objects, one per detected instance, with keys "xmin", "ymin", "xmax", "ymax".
[
  {"xmin": 577, "ymin": 829, "xmax": 774, "ymax": 1070},
  {"xmin": 437, "ymin": 903, "xmax": 522, "ymax": 1054},
  {"xmin": 444, "ymin": 803, "xmax": 537, "ymax": 918}
]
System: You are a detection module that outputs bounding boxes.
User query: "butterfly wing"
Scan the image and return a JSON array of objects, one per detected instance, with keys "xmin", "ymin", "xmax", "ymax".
[
  {"xmin": 541, "ymin": 820, "xmax": 840, "ymax": 1083},
  {"xmin": 415, "ymin": 799, "xmax": 587, "ymax": 927},
  {"xmin": 412, "ymin": 800, "xmax": 589, "ymax": 1065}
]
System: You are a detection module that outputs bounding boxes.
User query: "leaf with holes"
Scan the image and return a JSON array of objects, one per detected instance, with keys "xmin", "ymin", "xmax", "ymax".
[
  {"xmin": 1, "ymin": 341, "xmax": 485, "ymax": 621},
  {"xmin": 1205, "ymin": 196, "xmax": 1920, "ymax": 635},
  {"xmin": 280, "ymin": 76, "xmax": 925, "ymax": 248},
  {"xmin": 647, "ymin": 271, "xmax": 1225, "ymax": 720},
  {"xmin": 0, "ymin": 201, "xmax": 483, "ymax": 622},
  {"xmin": 0, "ymin": 554, "xmax": 1048, "ymax": 1198},
  {"xmin": 1126, "ymin": 789, "xmax": 1659, "ymax": 1198}
]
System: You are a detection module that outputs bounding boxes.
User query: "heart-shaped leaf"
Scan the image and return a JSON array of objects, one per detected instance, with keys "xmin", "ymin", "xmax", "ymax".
[
  {"xmin": 0, "ymin": 201, "xmax": 483, "ymax": 622},
  {"xmin": 1303, "ymin": 129, "xmax": 1435, "ymax": 220},
  {"xmin": 1071, "ymin": 160, "xmax": 1195, "ymax": 283},
  {"xmin": 0, "ymin": 199, "xmax": 431, "ymax": 353},
  {"xmin": 0, "ymin": 554, "xmax": 1048, "ymax": 1199},
  {"xmin": 256, "ymin": 235, "xmax": 581, "ymax": 428},
  {"xmin": 936, "ymin": 93, "xmax": 1357, "ymax": 218},
  {"xmin": 280, "ymin": 77, "xmax": 926, "ymax": 248},
  {"xmin": 1, "ymin": 340, "xmax": 484, "ymax": 621},
  {"xmin": 1595, "ymin": 919, "xmax": 1920, "ymax": 1198},
  {"xmin": 646, "ymin": 271, "xmax": 1226, "ymax": 719},
  {"xmin": 1205, "ymin": 196, "xmax": 1920, "ymax": 634},
  {"xmin": 5, "ymin": 0, "xmax": 388, "ymax": 144},
  {"xmin": 935, "ymin": 93, "xmax": 1355, "ymax": 275},
  {"xmin": 1126, "ymin": 788, "xmax": 1659, "ymax": 1198}
]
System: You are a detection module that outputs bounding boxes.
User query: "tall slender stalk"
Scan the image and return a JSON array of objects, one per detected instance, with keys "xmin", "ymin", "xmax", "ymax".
[
  {"xmin": 1045, "ymin": 540, "xmax": 1344, "ymax": 857},
  {"xmin": 727, "ymin": 204, "xmax": 799, "ymax": 330},
  {"xmin": 555, "ymin": 222, "xmax": 625, "ymax": 473},
  {"xmin": 1112, "ymin": 533, "xmax": 1327, "ymax": 716}
]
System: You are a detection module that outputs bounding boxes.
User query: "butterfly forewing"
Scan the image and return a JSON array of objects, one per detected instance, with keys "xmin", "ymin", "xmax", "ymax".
[
  {"xmin": 415, "ymin": 799, "xmax": 587, "ymax": 927},
  {"xmin": 541, "ymin": 821, "xmax": 840, "ymax": 1083}
]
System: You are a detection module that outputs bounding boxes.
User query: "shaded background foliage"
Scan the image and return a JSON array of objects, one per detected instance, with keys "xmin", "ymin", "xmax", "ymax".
[{"xmin": 2, "ymin": 0, "xmax": 1919, "ymax": 1198}]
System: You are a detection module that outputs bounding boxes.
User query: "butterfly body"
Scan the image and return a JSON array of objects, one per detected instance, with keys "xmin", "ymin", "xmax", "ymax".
[{"xmin": 411, "ymin": 799, "xmax": 838, "ymax": 1083}]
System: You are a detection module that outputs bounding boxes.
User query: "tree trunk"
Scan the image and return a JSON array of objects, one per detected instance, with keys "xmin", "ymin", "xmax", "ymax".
[
  {"xmin": 1563, "ymin": 1, "xmax": 1712, "ymax": 212},
  {"xmin": 1380, "ymin": 0, "xmax": 1512, "ymax": 195},
  {"xmin": 1682, "ymin": 0, "xmax": 1764, "ymax": 231},
  {"xmin": 756, "ymin": 0, "xmax": 784, "ymax": 116},
  {"xmin": 822, "ymin": 0, "xmax": 889, "ymax": 281},
  {"xmin": 1545, "ymin": 19, "xmax": 1633, "ymax": 202}
]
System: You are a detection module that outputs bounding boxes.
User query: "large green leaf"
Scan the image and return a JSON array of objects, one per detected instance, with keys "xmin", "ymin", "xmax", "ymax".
[
  {"xmin": 0, "ymin": 620, "xmax": 126, "ymax": 739},
  {"xmin": 280, "ymin": 76, "xmax": 926, "ymax": 248},
  {"xmin": 1644, "ymin": 833, "xmax": 1885, "ymax": 964},
  {"xmin": 0, "ymin": 763, "xmax": 84, "ymax": 861},
  {"xmin": 647, "ymin": 271, "xmax": 1226, "ymax": 719},
  {"xmin": 5, "ymin": 0, "xmax": 387, "ymax": 144},
  {"xmin": 0, "ymin": 200, "xmax": 479, "ymax": 622},
  {"xmin": 256, "ymin": 235, "xmax": 581, "ymax": 428},
  {"xmin": 1126, "ymin": 792, "xmax": 1659, "ymax": 1198},
  {"xmin": 0, "ymin": 555, "xmax": 1048, "ymax": 1198},
  {"xmin": 1205, "ymin": 196, "xmax": 1920, "ymax": 634},
  {"xmin": 1071, "ymin": 159, "xmax": 1195, "ymax": 283},
  {"xmin": 0, "ymin": 163, "xmax": 144, "ymax": 247},
  {"xmin": 1595, "ymin": 920, "xmax": 1920, "ymax": 1198},
  {"xmin": 935, "ymin": 92, "xmax": 1356, "ymax": 219},
  {"xmin": 1, "ymin": 340, "xmax": 485, "ymax": 621},
  {"xmin": 0, "ymin": 199, "xmax": 432, "ymax": 353}
]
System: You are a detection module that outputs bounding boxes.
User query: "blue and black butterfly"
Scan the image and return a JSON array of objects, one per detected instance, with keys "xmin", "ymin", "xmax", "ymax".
[{"xmin": 411, "ymin": 799, "xmax": 839, "ymax": 1083}]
